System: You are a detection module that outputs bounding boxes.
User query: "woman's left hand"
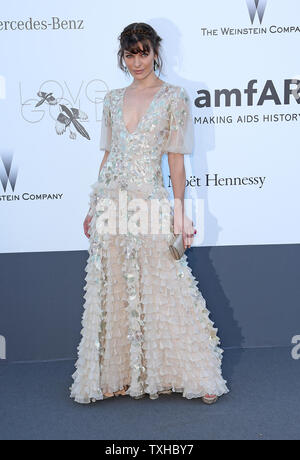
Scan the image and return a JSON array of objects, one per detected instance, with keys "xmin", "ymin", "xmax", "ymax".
[{"xmin": 173, "ymin": 213, "xmax": 197, "ymax": 249}]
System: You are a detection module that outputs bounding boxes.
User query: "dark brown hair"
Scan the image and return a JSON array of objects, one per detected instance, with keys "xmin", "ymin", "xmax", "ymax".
[{"xmin": 117, "ymin": 23, "xmax": 163, "ymax": 77}]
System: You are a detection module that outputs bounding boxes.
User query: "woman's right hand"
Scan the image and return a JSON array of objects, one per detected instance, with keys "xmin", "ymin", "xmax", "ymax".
[{"xmin": 83, "ymin": 212, "xmax": 92, "ymax": 239}]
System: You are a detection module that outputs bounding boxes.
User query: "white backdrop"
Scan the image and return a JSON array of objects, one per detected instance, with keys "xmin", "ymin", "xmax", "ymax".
[{"xmin": 0, "ymin": 0, "xmax": 299, "ymax": 253}]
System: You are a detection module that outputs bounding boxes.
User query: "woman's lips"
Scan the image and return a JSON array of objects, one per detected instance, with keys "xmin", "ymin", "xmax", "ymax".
[{"xmin": 134, "ymin": 70, "xmax": 143, "ymax": 73}]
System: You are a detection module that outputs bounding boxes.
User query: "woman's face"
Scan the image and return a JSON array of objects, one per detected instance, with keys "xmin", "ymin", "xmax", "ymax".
[{"xmin": 123, "ymin": 41, "xmax": 157, "ymax": 80}]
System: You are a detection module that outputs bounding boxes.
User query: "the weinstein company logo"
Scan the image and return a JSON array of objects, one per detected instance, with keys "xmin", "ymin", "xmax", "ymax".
[
  {"xmin": 0, "ymin": 335, "xmax": 6, "ymax": 360},
  {"xmin": 203, "ymin": 0, "xmax": 298, "ymax": 37},
  {"xmin": 0, "ymin": 153, "xmax": 17, "ymax": 193},
  {"xmin": 0, "ymin": 153, "xmax": 64, "ymax": 202},
  {"xmin": 246, "ymin": 0, "xmax": 267, "ymax": 24}
]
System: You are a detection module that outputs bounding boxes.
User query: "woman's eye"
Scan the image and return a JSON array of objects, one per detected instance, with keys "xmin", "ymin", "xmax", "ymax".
[{"xmin": 125, "ymin": 53, "xmax": 148, "ymax": 58}]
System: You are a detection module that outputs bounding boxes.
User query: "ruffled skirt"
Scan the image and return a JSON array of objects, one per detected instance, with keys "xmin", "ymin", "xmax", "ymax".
[{"xmin": 70, "ymin": 185, "xmax": 230, "ymax": 403}]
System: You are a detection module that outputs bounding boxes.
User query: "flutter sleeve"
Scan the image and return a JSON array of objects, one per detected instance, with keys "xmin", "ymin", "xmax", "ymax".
[
  {"xmin": 99, "ymin": 90, "xmax": 112, "ymax": 151},
  {"xmin": 87, "ymin": 91, "xmax": 112, "ymax": 216},
  {"xmin": 164, "ymin": 86, "xmax": 194, "ymax": 155}
]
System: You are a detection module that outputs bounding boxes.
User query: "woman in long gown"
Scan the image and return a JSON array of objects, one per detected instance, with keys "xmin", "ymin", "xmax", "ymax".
[{"xmin": 70, "ymin": 23, "xmax": 230, "ymax": 404}]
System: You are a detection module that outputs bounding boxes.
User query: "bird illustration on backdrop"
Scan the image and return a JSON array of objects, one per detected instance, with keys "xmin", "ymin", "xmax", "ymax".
[
  {"xmin": 35, "ymin": 91, "xmax": 58, "ymax": 107},
  {"xmin": 56, "ymin": 104, "xmax": 90, "ymax": 140},
  {"xmin": 35, "ymin": 91, "xmax": 90, "ymax": 141}
]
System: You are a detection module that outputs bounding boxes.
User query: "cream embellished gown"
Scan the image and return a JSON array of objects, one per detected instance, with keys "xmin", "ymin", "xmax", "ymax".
[{"xmin": 70, "ymin": 81, "xmax": 230, "ymax": 403}]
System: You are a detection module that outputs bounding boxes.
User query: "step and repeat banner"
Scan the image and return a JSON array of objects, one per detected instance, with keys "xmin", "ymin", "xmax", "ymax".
[{"xmin": 1, "ymin": 0, "xmax": 299, "ymax": 253}]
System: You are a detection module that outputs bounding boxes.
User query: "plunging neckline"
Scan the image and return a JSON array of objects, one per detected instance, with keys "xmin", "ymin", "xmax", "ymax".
[{"xmin": 121, "ymin": 80, "xmax": 166, "ymax": 135}]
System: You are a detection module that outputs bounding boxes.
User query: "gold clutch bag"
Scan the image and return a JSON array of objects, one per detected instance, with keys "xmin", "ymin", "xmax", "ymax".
[{"xmin": 169, "ymin": 233, "xmax": 185, "ymax": 260}]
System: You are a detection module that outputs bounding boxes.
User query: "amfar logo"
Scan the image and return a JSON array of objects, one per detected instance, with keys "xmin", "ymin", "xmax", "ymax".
[
  {"xmin": 246, "ymin": 0, "xmax": 267, "ymax": 24},
  {"xmin": 0, "ymin": 153, "xmax": 18, "ymax": 193},
  {"xmin": 0, "ymin": 335, "xmax": 6, "ymax": 359},
  {"xmin": 195, "ymin": 79, "xmax": 300, "ymax": 108}
]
